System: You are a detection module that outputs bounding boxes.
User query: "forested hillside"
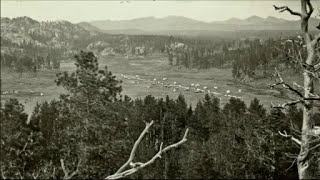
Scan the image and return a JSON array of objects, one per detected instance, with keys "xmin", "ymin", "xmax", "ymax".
[{"xmin": 0, "ymin": 17, "xmax": 170, "ymax": 73}]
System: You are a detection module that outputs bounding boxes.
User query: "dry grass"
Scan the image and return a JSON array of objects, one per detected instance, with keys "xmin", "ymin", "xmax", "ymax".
[{"xmin": 1, "ymin": 53, "xmax": 313, "ymax": 115}]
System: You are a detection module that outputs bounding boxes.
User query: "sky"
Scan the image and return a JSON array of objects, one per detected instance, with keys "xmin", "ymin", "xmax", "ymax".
[{"xmin": 1, "ymin": 0, "xmax": 319, "ymax": 23}]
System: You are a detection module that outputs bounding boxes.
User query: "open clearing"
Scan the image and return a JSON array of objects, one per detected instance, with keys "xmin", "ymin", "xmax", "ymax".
[{"xmin": 1, "ymin": 54, "xmax": 315, "ymax": 115}]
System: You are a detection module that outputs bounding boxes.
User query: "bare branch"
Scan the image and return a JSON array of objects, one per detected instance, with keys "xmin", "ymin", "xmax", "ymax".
[
  {"xmin": 270, "ymin": 68, "xmax": 304, "ymax": 98},
  {"xmin": 68, "ymin": 160, "xmax": 81, "ymax": 179},
  {"xmin": 293, "ymin": 81, "xmax": 306, "ymax": 91},
  {"xmin": 271, "ymin": 100, "xmax": 304, "ymax": 109},
  {"xmin": 162, "ymin": 128, "xmax": 189, "ymax": 153},
  {"xmin": 17, "ymin": 170, "xmax": 23, "ymax": 179},
  {"xmin": 271, "ymin": 96, "xmax": 319, "ymax": 109},
  {"xmin": 1, "ymin": 171, "xmax": 6, "ymax": 180},
  {"xmin": 304, "ymin": 97, "xmax": 320, "ymax": 101},
  {"xmin": 52, "ymin": 167, "xmax": 56, "ymax": 179},
  {"xmin": 309, "ymin": 143, "xmax": 320, "ymax": 152},
  {"xmin": 60, "ymin": 159, "xmax": 68, "ymax": 178},
  {"xmin": 279, "ymin": 130, "xmax": 302, "ymax": 145},
  {"xmin": 286, "ymin": 158, "xmax": 298, "ymax": 171},
  {"xmin": 60, "ymin": 158, "xmax": 82, "ymax": 179},
  {"xmin": 306, "ymin": 0, "xmax": 314, "ymax": 16},
  {"xmin": 285, "ymin": 152, "xmax": 299, "ymax": 159},
  {"xmin": 273, "ymin": 5, "xmax": 302, "ymax": 17},
  {"xmin": 293, "ymin": 82, "xmax": 320, "ymax": 97},
  {"xmin": 31, "ymin": 170, "xmax": 40, "ymax": 180},
  {"xmin": 105, "ymin": 126, "xmax": 189, "ymax": 180},
  {"xmin": 289, "ymin": 119, "xmax": 302, "ymax": 137},
  {"xmin": 115, "ymin": 120, "xmax": 154, "ymax": 174},
  {"xmin": 274, "ymin": 46, "xmax": 320, "ymax": 81},
  {"xmin": 17, "ymin": 132, "xmax": 33, "ymax": 155}
]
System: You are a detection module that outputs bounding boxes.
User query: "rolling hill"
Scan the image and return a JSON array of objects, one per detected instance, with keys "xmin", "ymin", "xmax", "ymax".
[
  {"xmin": 1, "ymin": 16, "xmax": 92, "ymax": 49},
  {"xmin": 1, "ymin": 16, "xmax": 104, "ymax": 57}
]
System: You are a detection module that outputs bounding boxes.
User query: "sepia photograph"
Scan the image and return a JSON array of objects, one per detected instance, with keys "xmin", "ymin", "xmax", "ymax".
[{"xmin": 1, "ymin": 0, "xmax": 320, "ymax": 179}]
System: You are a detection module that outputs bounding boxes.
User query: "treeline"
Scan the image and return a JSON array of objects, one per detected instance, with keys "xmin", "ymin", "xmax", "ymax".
[
  {"xmin": 75, "ymin": 33, "xmax": 226, "ymax": 56},
  {"xmin": 1, "ymin": 48, "xmax": 62, "ymax": 75},
  {"xmin": 165, "ymin": 36, "xmax": 250, "ymax": 69},
  {"xmin": 166, "ymin": 36, "xmax": 307, "ymax": 81},
  {"xmin": 127, "ymin": 35, "xmax": 171, "ymax": 55},
  {"xmin": 232, "ymin": 36, "xmax": 307, "ymax": 81},
  {"xmin": 2, "ymin": 51, "xmax": 320, "ymax": 179},
  {"xmin": 76, "ymin": 33, "xmax": 171, "ymax": 55}
]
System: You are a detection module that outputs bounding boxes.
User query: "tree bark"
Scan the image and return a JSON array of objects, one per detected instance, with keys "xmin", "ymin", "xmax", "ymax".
[{"xmin": 297, "ymin": 0, "xmax": 316, "ymax": 179}]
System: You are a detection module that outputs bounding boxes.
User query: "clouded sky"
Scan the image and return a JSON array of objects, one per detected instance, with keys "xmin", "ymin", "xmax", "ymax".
[{"xmin": 1, "ymin": 1, "xmax": 319, "ymax": 23}]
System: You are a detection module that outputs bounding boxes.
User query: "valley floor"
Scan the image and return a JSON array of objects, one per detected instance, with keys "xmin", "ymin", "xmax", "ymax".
[{"xmin": 1, "ymin": 54, "xmax": 314, "ymax": 115}]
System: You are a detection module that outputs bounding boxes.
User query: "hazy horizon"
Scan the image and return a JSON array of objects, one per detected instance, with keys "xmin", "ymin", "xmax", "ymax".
[{"xmin": 2, "ymin": 1, "xmax": 319, "ymax": 23}]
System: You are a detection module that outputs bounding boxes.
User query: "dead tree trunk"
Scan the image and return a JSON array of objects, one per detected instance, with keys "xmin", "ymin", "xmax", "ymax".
[
  {"xmin": 299, "ymin": 2, "xmax": 316, "ymax": 176},
  {"xmin": 273, "ymin": 0, "xmax": 320, "ymax": 179}
]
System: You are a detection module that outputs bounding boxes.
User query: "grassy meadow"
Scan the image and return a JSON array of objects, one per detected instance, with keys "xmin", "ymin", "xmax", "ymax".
[{"xmin": 1, "ymin": 53, "xmax": 317, "ymax": 115}]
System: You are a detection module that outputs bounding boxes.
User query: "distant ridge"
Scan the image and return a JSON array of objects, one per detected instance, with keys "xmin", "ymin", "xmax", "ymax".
[
  {"xmin": 84, "ymin": 15, "xmax": 319, "ymax": 33},
  {"xmin": 1, "ymin": 16, "xmax": 318, "ymax": 41}
]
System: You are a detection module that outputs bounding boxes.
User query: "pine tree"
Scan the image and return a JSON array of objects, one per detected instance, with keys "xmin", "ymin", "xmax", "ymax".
[{"xmin": 248, "ymin": 98, "xmax": 266, "ymax": 119}]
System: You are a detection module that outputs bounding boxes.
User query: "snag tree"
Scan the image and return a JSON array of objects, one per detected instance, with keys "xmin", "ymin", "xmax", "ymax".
[{"xmin": 272, "ymin": 0, "xmax": 320, "ymax": 178}]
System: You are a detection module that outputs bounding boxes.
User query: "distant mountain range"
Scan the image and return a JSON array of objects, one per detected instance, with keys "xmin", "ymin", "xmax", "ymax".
[
  {"xmin": 80, "ymin": 15, "xmax": 319, "ymax": 35},
  {"xmin": 1, "ymin": 16, "xmax": 319, "ymax": 55}
]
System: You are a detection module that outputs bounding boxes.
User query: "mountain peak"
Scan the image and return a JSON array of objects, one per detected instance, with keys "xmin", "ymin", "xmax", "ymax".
[
  {"xmin": 12, "ymin": 16, "xmax": 39, "ymax": 25},
  {"xmin": 246, "ymin": 15, "xmax": 264, "ymax": 22},
  {"xmin": 164, "ymin": 15, "xmax": 191, "ymax": 19},
  {"xmin": 132, "ymin": 16, "xmax": 155, "ymax": 21},
  {"xmin": 266, "ymin": 16, "xmax": 278, "ymax": 20},
  {"xmin": 162, "ymin": 16, "xmax": 203, "ymax": 23},
  {"xmin": 224, "ymin": 17, "xmax": 242, "ymax": 23}
]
